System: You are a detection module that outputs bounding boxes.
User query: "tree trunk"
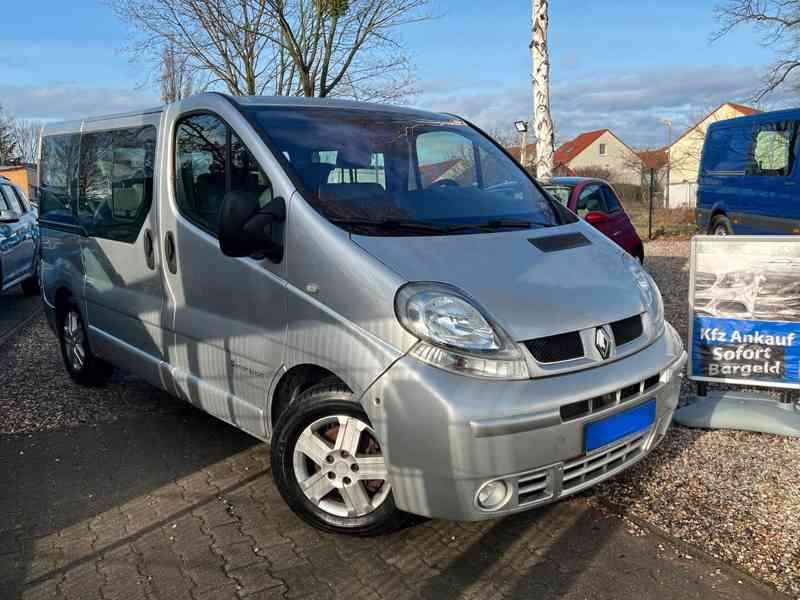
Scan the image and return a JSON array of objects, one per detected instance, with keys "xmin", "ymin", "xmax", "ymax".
[{"xmin": 532, "ymin": 0, "xmax": 554, "ymax": 182}]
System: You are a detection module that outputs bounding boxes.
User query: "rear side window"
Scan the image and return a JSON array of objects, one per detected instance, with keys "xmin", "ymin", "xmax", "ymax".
[
  {"xmin": 40, "ymin": 134, "xmax": 81, "ymax": 225},
  {"xmin": 751, "ymin": 121, "xmax": 796, "ymax": 176},
  {"xmin": 175, "ymin": 113, "xmax": 273, "ymax": 235},
  {"xmin": 78, "ymin": 126, "xmax": 156, "ymax": 243},
  {"xmin": 0, "ymin": 185, "xmax": 23, "ymax": 213}
]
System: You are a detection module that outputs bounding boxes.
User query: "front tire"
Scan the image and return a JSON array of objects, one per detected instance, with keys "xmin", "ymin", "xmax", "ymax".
[
  {"xmin": 271, "ymin": 383, "xmax": 409, "ymax": 535},
  {"xmin": 58, "ymin": 303, "xmax": 114, "ymax": 386}
]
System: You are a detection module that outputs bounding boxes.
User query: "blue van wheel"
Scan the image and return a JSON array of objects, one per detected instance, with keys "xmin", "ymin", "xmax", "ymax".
[{"xmin": 710, "ymin": 215, "xmax": 733, "ymax": 236}]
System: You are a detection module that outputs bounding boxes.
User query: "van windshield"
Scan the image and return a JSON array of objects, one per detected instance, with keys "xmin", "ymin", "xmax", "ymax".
[{"xmin": 246, "ymin": 107, "xmax": 565, "ymax": 235}]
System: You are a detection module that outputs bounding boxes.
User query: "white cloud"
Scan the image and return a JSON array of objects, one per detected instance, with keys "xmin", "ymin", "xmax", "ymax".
[
  {"xmin": 0, "ymin": 84, "xmax": 160, "ymax": 122},
  {"xmin": 414, "ymin": 64, "xmax": 794, "ymax": 148}
]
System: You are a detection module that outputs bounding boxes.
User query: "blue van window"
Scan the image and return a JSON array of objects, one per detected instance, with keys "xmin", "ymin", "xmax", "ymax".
[
  {"xmin": 751, "ymin": 121, "xmax": 796, "ymax": 176},
  {"xmin": 703, "ymin": 125, "xmax": 753, "ymax": 175},
  {"xmin": 40, "ymin": 134, "xmax": 81, "ymax": 226}
]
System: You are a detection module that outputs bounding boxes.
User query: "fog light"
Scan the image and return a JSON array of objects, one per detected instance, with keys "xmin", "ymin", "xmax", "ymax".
[{"xmin": 476, "ymin": 480, "xmax": 510, "ymax": 511}]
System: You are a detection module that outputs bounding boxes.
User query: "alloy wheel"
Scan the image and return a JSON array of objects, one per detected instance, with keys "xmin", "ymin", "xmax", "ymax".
[
  {"xmin": 292, "ymin": 414, "xmax": 390, "ymax": 518},
  {"xmin": 63, "ymin": 310, "xmax": 86, "ymax": 372}
]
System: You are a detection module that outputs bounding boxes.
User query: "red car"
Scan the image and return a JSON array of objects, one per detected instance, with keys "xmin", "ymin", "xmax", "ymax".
[{"xmin": 543, "ymin": 177, "xmax": 644, "ymax": 262}]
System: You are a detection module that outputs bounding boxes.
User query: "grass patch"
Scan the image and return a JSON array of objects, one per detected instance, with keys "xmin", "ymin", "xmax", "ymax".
[{"xmin": 625, "ymin": 204, "xmax": 698, "ymax": 239}]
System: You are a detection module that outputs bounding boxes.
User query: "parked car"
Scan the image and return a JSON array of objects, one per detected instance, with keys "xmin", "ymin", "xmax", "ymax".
[
  {"xmin": 542, "ymin": 177, "xmax": 644, "ymax": 262},
  {"xmin": 698, "ymin": 108, "xmax": 800, "ymax": 235},
  {"xmin": 0, "ymin": 175, "xmax": 39, "ymax": 295},
  {"xmin": 39, "ymin": 94, "xmax": 685, "ymax": 535}
]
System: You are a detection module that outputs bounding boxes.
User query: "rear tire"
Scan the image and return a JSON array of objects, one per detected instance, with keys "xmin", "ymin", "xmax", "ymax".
[
  {"xmin": 271, "ymin": 383, "xmax": 410, "ymax": 536},
  {"xmin": 58, "ymin": 303, "xmax": 114, "ymax": 386},
  {"xmin": 710, "ymin": 215, "xmax": 733, "ymax": 236}
]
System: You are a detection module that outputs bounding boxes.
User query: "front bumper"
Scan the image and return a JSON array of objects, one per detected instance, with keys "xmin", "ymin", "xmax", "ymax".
[{"xmin": 362, "ymin": 323, "xmax": 686, "ymax": 521}]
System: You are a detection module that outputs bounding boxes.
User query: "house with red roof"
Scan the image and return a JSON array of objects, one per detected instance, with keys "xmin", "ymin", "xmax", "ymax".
[{"xmin": 552, "ymin": 129, "xmax": 642, "ymax": 184}]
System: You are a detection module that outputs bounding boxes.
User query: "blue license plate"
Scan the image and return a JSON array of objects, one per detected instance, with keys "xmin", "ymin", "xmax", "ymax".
[{"xmin": 584, "ymin": 399, "xmax": 656, "ymax": 453}]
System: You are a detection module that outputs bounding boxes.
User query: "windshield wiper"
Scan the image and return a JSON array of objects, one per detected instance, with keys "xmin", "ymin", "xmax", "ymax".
[
  {"xmin": 330, "ymin": 217, "xmax": 451, "ymax": 234},
  {"xmin": 443, "ymin": 219, "xmax": 550, "ymax": 232}
]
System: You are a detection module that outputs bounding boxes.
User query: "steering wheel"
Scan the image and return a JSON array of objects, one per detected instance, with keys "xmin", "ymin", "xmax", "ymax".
[{"xmin": 430, "ymin": 178, "xmax": 459, "ymax": 188}]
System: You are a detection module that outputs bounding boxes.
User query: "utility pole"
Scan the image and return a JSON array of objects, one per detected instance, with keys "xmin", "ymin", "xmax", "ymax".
[
  {"xmin": 532, "ymin": 0, "xmax": 554, "ymax": 181},
  {"xmin": 662, "ymin": 119, "xmax": 672, "ymax": 209}
]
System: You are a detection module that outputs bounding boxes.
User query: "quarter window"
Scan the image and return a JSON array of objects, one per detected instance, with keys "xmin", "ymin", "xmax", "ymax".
[
  {"xmin": 175, "ymin": 114, "xmax": 274, "ymax": 235},
  {"xmin": 78, "ymin": 126, "xmax": 156, "ymax": 243}
]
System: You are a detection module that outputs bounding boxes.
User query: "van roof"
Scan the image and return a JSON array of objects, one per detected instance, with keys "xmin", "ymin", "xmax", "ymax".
[
  {"xmin": 707, "ymin": 106, "xmax": 799, "ymax": 130},
  {"xmin": 41, "ymin": 93, "xmax": 454, "ymax": 135}
]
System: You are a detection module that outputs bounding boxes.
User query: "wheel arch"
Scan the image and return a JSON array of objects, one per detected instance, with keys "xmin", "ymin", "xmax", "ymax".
[{"xmin": 268, "ymin": 363, "xmax": 352, "ymax": 435}]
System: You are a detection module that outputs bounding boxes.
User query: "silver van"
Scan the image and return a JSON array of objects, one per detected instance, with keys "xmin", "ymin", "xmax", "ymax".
[{"xmin": 39, "ymin": 93, "xmax": 686, "ymax": 535}]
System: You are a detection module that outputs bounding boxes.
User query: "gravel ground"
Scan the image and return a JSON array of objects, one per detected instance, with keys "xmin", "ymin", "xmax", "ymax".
[
  {"xmin": 0, "ymin": 317, "xmax": 190, "ymax": 434},
  {"xmin": 597, "ymin": 238, "xmax": 800, "ymax": 598}
]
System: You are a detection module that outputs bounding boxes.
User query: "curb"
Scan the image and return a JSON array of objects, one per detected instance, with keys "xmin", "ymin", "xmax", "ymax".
[
  {"xmin": 0, "ymin": 305, "xmax": 42, "ymax": 348},
  {"xmin": 596, "ymin": 497, "xmax": 792, "ymax": 599}
]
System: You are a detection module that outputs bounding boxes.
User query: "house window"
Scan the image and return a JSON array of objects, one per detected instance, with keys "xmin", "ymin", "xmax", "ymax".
[{"xmin": 599, "ymin": 143, "xmax": 607, "ymax": 156}]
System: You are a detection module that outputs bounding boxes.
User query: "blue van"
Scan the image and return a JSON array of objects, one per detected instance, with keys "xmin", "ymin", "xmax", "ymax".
[{"xmin": 697, "ymin": 109, "xmax": 800, "ymax": 235}]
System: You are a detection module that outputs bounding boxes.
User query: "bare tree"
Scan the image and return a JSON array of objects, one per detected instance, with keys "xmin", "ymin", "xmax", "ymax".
[
  {"xmin": 0, "ymin": 106, "xmax": 20, "ymax": 165},
  {"xmin": 110, "ymin": 0, "xmax": 431, "ymax": 102},
  {"xmin": 532, "ymin": 0, "xmax": 554, "ymax": 181},
  {"xmin": 714, "ymin": 0, "xmax": 800, "ymax": 100},
  {"xmin": 110, "ymin": 0, "xmax": 279, "ymax": 95},
  {"xmin": 11, "ymin": 119, "xmax": 43, "ymax": 164},
  {"xmin": 160, "ymin": 44, "xmax": 195, "ymax": 103}
]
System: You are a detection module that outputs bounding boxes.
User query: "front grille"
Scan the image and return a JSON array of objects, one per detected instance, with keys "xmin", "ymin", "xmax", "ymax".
[
  {"xmin": 562, "ymin": 431, "xmax": 648, "ymax": 491},
  {"xmin": 610, "ymin": 315, "xmax": 643, "ymax": 346},
  {"xmin": 505, "ymin": 429, "xmax": 654, "ymax": 511},
  {"xmin": 559, "ymin": 372, "xmax": 663, "ymax": 422},
  {"xmin": 517, "ymin": 470, "xmax": 551, "ymax": 505},
  {"xmin": 524, "ymin": 332, "xmax": 583, "ymax": 363}
]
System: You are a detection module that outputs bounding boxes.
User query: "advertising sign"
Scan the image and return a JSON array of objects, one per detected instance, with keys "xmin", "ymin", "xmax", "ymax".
[{"xmin": 689, "ymin": 236, "xmax": 800, "ymax": 390}]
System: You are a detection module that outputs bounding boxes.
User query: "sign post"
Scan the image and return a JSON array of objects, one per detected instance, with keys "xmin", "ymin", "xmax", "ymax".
[{"xmin": 675, "ymin": 235, "xmax": 800, "ymax": 437}]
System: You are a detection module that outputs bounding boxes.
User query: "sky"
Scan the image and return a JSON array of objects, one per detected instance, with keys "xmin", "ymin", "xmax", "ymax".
[{"xmin": 0, "ymin": 0, "xmax": 792, "ymax": 149}]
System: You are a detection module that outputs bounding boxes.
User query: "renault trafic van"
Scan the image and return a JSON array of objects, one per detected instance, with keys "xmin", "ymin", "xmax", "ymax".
[{"xmin": 38, "ymin": 93, "xmax": 686, "ymax": 535}]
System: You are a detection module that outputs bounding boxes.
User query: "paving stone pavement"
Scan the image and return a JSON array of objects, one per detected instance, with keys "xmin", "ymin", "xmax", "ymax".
[{"xmin": 2, "ymin": 406, "xmax": 787, "ymax": 600}]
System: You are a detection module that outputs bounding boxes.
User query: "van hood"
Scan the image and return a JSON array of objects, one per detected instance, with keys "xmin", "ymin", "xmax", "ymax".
[{"xmin": 352, "ymin": 223, "xmax": 646, "ymax": 342}]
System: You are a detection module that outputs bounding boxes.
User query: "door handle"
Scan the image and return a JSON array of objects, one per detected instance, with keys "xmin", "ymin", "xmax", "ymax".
[
  {"xmin": 143, "ymin": 229, "xmax": 155, "ymax": 270},
  {"xmin": 164, "ymin": 231, "xmax": 177, "ymax": 274}
]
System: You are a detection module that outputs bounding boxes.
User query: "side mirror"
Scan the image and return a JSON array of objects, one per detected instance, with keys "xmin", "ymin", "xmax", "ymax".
[
  {"xmin": 584, "ymin": 210, "xmax": 608, "ymax": 225},
  {"xmin": 0, "ymin": 210, "xmax": 20, "ymax": 224},
  {"xmin": 219, "ymin": 191, "xmax": 286, "ymax": 260}
]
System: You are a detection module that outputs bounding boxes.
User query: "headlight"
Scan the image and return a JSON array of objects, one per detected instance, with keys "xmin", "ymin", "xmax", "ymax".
[
  {"xmin": 623, "ymin": 254, "xmax": 664, "ymax": 338},
  {"xmin": 395, "ymin": 283, "xmax": 529, "ymax": 380}
]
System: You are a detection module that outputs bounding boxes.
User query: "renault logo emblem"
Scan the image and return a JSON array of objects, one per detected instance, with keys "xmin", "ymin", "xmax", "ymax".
[{"xmin": 595, "ymin": 328, "xmax": 612, "ymax": 359}]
